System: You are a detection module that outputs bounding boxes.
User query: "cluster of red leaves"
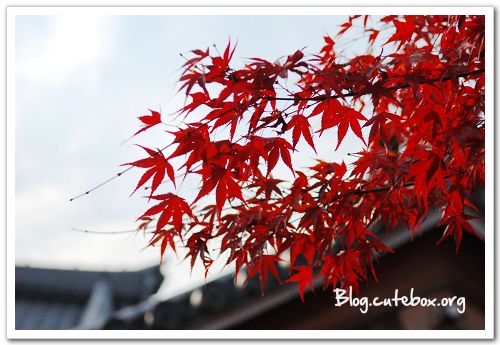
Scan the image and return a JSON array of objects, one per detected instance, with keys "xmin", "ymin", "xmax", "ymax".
[{"xmin": 127, "ymin": 15, "xmax": 485, "ymax": 299}]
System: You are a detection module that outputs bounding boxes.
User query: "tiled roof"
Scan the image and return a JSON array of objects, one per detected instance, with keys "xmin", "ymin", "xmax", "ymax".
[
  {"xmin": 16, "ymin": 298, "xmax": 83, "ymax": 330},
  {"xmin": 15, "ymin": 265, "xmax": 163, "ymax": 330}
]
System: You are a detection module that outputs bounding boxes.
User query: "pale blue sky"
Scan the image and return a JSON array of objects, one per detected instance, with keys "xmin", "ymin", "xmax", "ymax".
[{"xmin": 15, "ymin": 15, "xmax": 387, "ymax": 296}]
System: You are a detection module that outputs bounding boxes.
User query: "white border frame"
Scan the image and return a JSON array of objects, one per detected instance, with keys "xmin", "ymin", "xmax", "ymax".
[{"xmin": 6, "ymin": 6, "xmax": 494, "ymax": 340}]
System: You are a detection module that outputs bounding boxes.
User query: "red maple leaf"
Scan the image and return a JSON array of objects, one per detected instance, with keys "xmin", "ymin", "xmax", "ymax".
[
  {"xmin": 139, "ymin": 193, "xmax": 195, "ymax": 233},
  {"xmin": 264, "ymin": 137, "xmax": 295, "ymax": 176},
  {"xmin": 133, "ymin": 109, "xmax": 162, "ymax": 136},
  {"xmin": 287, "ymin": 266, "xmax": 315, "ymax": 302},
  {"xmin": 336, "ymin": 108, "xmax": 368, "ymax": 150},
  {"xmin": 247, "ymin": 254, "xmax": 282, "ymax": 293},
  {"xmin": 384, "ymin": 19, "xmax": 416, "ymax": 49},
  {"xmin": 287, "ymin": 114, "xmax": 316, "ymax": 152},
  {"xmin": 123, "ymin": 145, "xmax": 175, "ymax": 196}
]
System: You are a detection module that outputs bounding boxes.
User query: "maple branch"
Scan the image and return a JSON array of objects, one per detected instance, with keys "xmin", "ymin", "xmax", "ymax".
[
  {"xmin": 262, "ymin": 68, "xmax": 485, "ymax": 102},
  {"xmin": 329, "ymin": 182, "xmax": 415, "ymax": 203},
  {"xmin": 69, "ymin": 166, "xmax": 134, "ymax": 202},
  {"xmin": 77, "ymin": 67, "xmax": 484, "ymax": 202},
  {"xmin": 70, "ymin": 227, "xmax": 146, "ymax": 235}
]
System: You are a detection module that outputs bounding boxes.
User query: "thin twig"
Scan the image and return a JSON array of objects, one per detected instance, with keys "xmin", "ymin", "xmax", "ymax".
[
  {"xmin": 70, "ymin": 227, "xmax": 148, "ymax": 235},
  {"xmin": 69, "ymin": 166, "xmax": 134, "ymax": 202}
]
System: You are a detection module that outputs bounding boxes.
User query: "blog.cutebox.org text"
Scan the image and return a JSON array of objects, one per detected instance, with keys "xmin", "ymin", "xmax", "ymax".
[{"xmin": 334, "ymin": 287, "xmax": 466, "ymax": 314}]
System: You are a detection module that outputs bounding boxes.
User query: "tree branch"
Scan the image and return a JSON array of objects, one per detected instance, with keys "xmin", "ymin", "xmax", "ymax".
[{"xmin": 262, "ymin": 69, "xmax": 485, "ymax": 102}]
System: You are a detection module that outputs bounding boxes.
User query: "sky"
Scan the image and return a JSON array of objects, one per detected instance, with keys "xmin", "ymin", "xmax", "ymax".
[{"xmin": 15, "ymin": 14, "xmax": 386, "ymax": 297}]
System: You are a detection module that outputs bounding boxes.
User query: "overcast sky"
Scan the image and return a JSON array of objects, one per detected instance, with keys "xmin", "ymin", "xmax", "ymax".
[{"xmin": 15, "ymin": 14, "xmax": 386, "ymax": 297}]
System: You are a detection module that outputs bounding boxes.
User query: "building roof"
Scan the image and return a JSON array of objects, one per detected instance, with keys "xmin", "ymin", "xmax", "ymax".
[{"xmin": 15, "ymin": 265, "xmax": 163, "ymax": 330}]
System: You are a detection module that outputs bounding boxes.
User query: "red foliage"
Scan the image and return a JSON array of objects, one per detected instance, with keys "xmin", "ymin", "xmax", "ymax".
[{"xmin": 127, "ymin": 15, "xmax": 485, "ymax": 298}]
